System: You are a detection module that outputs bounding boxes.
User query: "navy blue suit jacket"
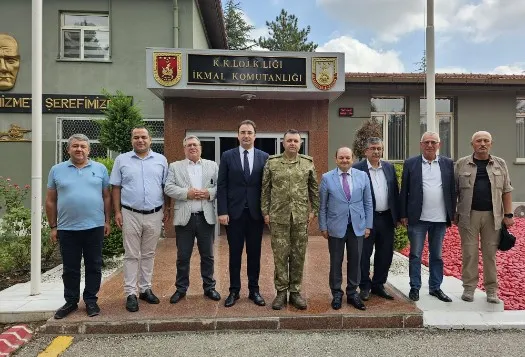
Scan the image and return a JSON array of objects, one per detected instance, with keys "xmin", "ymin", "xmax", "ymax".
[
  {"xmin": 399, "ymin": 155, "xmax": 456, "ymax": 226},
  {"xmin": 217, "ymin": 147, "xmax": 269, "ymax": 220},
  {"xmin": 353, "ymin": 159, "xmax": 400, "ymax": 224}
]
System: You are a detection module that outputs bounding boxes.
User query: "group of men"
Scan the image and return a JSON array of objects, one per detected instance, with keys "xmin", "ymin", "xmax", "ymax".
[{"xmin": 46, "ymin": 120, "xmax": 514, "ymax": 319}]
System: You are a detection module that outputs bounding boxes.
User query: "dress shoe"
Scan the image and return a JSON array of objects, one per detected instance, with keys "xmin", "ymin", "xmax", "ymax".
[
  {"xmin": 54, "ymin": 302, "xmax": 78, "ymax": 319},
  {"xmin": 371, "ymin": 286, "xmax": 394, "ymax": 300},
  {"xmin": 169, "ymin": 290, "xmax": 186, "ymax": 304},
  {"xmin": 359, "ymin": 289, "xmax": 370, "ymax": 301},
  {"xmin": 86, "ymin": 302, "xmax": 100, "ymax": 317},
  {"xmin": 271, "ymin": 291, "xmax": 287, "ymax": 310},
  {"xmin": 408, "ymin": 288, "xmax": 419, "ymax": 301},
  {"xmin": 461, "ymin": 290, "xmax": 474, "ymax": 302},
  {"xmin": 429, "ymin": 289, "xmax": 452, "ymax": 302},
  {"xmin": 204, "ymin": 289, "xmax": 221, "ymax": 301},
  {"xmin": 224, "ymin": 292, "xmax": 240, "ymax": 307},
  {"xmin": 347, "ymin": 294, "xmax": 366, "ymax": 310},
  {"xmin": 126, "ymin": 294, "xmax": 139, "ymax": 312},
  {"xmin": 331, "ymin": 295, "xmax": 342, "ymax": 310},
  {"xmin": 248, "ymin": 291, "xmax": 266, "ymax": 306},
  {"xmin": 139, "ymin": 289, "xmax": 160, "ymax": 304},
  {"xmin": 289, "ymin": 292, "xmax": 307, "ymax": 310}
]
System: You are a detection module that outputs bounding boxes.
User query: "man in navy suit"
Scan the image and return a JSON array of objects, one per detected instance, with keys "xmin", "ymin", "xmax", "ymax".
[
  {"xmin": 400, "ymin": 131, "xmax": 456, "ymax": 303},
  {"xmin": 218, "ymin": 120, "xmax": 269, "ymax": 307},
  {"xmin": 319, "ymin": 147, "xmax": 373, "ymax": 310},
  {"xmin": 353, "ymin": 137, "xmax": 400, "ymax": 301}
]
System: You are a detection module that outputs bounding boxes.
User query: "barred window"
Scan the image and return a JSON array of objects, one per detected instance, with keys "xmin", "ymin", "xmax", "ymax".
[
  {"xmin": 56, "ymin": 117, "xmax": 164, "ymax": 162},
  {"xmin": 371, "ymin": 97, "xmax": 406, "ymax": 161},
  {"xmin": 517, "ymin": 98, "xmax": 525, "ymax": 159},
  {"xmin": 420, "ymin": 98, "xmax": 454, "ymax": 158},
  {"xmin": 60, "ymin": 13, "xmax": 110, "ymax": 61}
]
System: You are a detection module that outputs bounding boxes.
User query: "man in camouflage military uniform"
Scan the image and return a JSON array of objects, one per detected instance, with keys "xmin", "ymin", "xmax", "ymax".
[{"xmin": 261, "ymin": 129, "xmax": 320, "ymax": 310}]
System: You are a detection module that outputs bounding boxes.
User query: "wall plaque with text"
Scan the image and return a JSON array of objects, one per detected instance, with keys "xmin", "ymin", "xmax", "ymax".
[
  {"xmin": 0, "ymin": 94, "xmax": 130, "ymax": 114},
  {"xmin": 187, "ymin": 54, "xmax": 307, "ymax": 87},
  {"xmin": 338, "ymin": 107, "xmax": 354, "ymax": 117}
]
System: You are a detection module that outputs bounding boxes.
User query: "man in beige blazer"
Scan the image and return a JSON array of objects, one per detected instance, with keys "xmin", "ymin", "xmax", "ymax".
[{"xmin": 164, "ymin": 135, "xmax": 220, "ymax": 303}]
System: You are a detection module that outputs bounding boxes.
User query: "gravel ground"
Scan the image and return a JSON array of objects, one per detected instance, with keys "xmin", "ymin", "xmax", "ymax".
[
  {"xmin": 40, "ymin": 255, "xmax": 124, "ymax": 284},
  {"xmin": 16, "ymin": 329, "xmax": 525, "ymax": 357}
]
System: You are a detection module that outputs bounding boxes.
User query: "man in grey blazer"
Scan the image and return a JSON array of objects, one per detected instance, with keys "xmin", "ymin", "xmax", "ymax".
[{"xmin": 164, "ymin": 135, "xmax": 221, "ymax": 303}]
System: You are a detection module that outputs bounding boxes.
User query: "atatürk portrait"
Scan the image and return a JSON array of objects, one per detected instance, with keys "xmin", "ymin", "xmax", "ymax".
[{"xmin": 0, "ymin": 33, "xmax": 20, "ymax": 91}]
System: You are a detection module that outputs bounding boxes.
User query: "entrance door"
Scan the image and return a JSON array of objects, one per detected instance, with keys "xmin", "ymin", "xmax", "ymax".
[{"xmin": 187, "ymin": 131, "xmax": 309, "ymax": 164}]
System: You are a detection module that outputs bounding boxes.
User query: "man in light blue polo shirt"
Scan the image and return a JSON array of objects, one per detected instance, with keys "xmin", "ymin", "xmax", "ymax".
[
  {"xmin": 46, "ymin": 134, "xmax": 111, "ymax": 319},
  {"xmin": 110, "ymin": 126, "xmax": 170, "ymax": 312}
]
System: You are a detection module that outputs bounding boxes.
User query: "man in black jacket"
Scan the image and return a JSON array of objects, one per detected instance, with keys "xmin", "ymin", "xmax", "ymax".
[
  {"xmin": 400, "ymin": 131, "xmax": 456, "ymax": 303},
  {"xmin": 353, "ymin": 137, "xmax": 400, "ymax": 301},
  {"xmin": 217, "ymin": 120, "xmax": 269, "ymax": 307}
]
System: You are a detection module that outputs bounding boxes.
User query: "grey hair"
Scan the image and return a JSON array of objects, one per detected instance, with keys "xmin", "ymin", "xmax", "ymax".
[
  {"xmin": 366, "ymin": 137, "xmax": 383, "ymax": 148},
  {"xmin": 183, "ymin": 135, "xmax": 201, "ymax": 147},
  {"xmin": 67, "ymin": 134, "xmax": 90, "ymax": 149},
  {"xmin": 420, "ymin": 131, "xmax": 440, "ymax": 142}
]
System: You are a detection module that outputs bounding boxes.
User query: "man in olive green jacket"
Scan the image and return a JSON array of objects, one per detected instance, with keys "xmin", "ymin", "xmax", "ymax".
[{"xmin": 261, "ymin": 129, "xmax": 320, "ymax": 310}]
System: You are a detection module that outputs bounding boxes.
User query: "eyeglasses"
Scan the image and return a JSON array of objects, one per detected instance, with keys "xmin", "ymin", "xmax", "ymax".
[{"xmin": 421, "ymin": 140, "xmax": 440, "ymax": 146}]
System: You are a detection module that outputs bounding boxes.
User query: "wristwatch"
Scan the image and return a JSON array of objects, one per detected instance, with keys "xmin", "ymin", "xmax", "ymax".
[{"xmin": 504, "ymin": 213, "xmax": 514, "ymax": 218}]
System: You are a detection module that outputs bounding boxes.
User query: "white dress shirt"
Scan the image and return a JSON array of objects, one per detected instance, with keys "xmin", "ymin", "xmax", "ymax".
[
  {"xmin": 420, "ymin": 155, "xmax": 447, "ymax": 222},
  {"xmin": 239, "ymin": 146, "xmax": 254, "ymax": 174},
  {"xmin": 186, "ymin": 159, "xmax": 203, "ymax": 213},
  {"xmin": 367, "ymin": 160, "xmax": 389, "ymax": 212}
]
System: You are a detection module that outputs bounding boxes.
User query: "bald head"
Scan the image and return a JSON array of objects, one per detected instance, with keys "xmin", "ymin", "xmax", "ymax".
[
  {"xmin": 0, "ymin": 33, "xmax": 20, "ymax": 91},
  {"xmin": 471, "ymin": 131, "xmax": 492, "ymax": 143}
]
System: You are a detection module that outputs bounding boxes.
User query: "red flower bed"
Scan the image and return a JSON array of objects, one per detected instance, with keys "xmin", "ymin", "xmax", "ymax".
[{"xmin": 399, "ymin": 218, "xmax": 525, "ymax": 310}]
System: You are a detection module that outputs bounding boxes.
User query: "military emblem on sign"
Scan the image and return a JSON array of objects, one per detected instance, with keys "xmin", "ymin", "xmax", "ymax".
[
  {"xmin": 312, "ymin": 57, "xmax": 337, "ymax": 90},
  {"xmin": 153, "ymin": 52, "xmax": 182, "ymax": 87}
]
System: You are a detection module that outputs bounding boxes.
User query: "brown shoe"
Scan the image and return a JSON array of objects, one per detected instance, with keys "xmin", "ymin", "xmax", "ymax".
[
  {"xmin": 289, "ymin": 292, "xmax": 307, "ymax": 310},
  {"xmin": 271, "ymin": 291, "xmax": 288, "ymax": 310}
]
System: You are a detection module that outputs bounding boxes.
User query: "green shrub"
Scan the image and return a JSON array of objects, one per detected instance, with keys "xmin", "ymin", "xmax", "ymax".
[
  {"xmin": 393, "ymin": 162, "xmax": 409, "ymax": 251},
  {"xmin": 92, "ymin": 157, "xmax": 124, "ymax": 259},
  {"xmin": 352, "ymin": 117, "xmax": 382, "ymax": 160}
]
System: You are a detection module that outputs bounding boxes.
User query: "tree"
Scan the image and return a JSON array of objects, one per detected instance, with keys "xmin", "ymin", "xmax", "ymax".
[
  {"xmin": 97, "ymin": 90, "xmax": 145, "ymax": 154},
  {"xmin": 224, "ymin": 0, "xmax": 255, "ymax": 50},
  {"xmin": 255, "ymin": 9, "xmax": 317, "ymax": 52},
  {"xmin": 414, "ymin": 50, "xmax": 426, "ymax": 73},
  {"xmin": 352, "ymin": 117, "xmax": 382, "ymax": 160}
]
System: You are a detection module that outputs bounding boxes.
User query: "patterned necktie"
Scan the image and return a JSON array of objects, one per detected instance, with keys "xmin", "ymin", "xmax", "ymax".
[
  {"xmin": 243, "ymin": 150, "xmax": 250, "ymax": 179},
  {"xmin": 342, "ymin": 172, "xmax": 351, "ymax": 201}
]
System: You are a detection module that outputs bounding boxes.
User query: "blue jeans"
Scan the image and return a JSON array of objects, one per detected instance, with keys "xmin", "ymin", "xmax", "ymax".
[{"xmin": 408, "ymin": 220, "xmax": 447, "ymax": 291}]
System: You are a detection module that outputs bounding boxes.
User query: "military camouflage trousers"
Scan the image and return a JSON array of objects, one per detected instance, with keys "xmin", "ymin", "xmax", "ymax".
[{"xmin": 270, "ymin": 218, "xmax": 309, "ymax": 293}]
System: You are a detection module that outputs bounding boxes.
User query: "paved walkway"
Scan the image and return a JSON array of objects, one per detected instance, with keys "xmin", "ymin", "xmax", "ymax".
[{"xmin": 1, "ymin": 236, "xmax": 523, "ymax": 331}]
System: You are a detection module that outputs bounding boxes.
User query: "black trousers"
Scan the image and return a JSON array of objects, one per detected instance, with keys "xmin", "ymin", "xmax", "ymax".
[
  {"xmin": 328, "ymin": 224, "xmax": 363, "ymax": 297},
  {"xmin": 58, "ymin": 226, "xmax": 104, "ymax": 304},
  {"xmin": 226, "ymin": 208, "xmax": 264, "ymax": 293},
  {"xmin": 360, "ymin": 212, "xmax": 395, "ymax": 291},
  {"xmin": 175, "ymin": 214, "xmax": 216, "ymax": 292}
]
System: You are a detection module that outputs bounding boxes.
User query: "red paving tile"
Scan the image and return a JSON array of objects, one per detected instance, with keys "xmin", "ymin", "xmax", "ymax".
[{"xmin": 42, "ymin": 235, "xmax": 422, "ymax": 333}]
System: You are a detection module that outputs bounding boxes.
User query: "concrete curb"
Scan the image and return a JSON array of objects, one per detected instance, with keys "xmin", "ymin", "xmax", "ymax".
[{"xmin": 0, "ymin": 325, "xmax": 32, "ymax": 356}]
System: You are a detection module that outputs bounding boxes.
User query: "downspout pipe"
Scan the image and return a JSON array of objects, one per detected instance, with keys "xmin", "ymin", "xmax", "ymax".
[
  {"xmin": 426, "ymin": 0, "xmax": 436, "ymax": 133},
  {"xmin": 173, "ymin": 0, "xmax": 179, "ymax": 47}
]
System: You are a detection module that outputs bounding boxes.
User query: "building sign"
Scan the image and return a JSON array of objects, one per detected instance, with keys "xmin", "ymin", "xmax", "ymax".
[
  {"xmin": 0, "ymin": 94, "xmax": 127, "ymax": 114},
  {"xmin": 338, "ymin": 107, "xmax": 354, "ymax": 117},
  {"xmin": 153, "ymin": 52, "xmax": 182, "ymax": 87},
  {"xmin": 312, "ymin": 57, "xmax": 338, "ymax": 90},
  {"xmin": 187, "ymin": 54, "xmax": 307, "ymax": 87}
]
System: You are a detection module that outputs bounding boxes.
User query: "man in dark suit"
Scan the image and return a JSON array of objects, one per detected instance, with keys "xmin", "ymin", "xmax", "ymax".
[
  {"xmin": 353, "ymin": 137, "xmax": 400, "ymax": 301},
  {"xmin": 218, "ymin": 120, "xmax": 269, "ymax": 307},
  {"xmin": 400, "ymin": 131, "xmax": 456, "ymax": 303}
]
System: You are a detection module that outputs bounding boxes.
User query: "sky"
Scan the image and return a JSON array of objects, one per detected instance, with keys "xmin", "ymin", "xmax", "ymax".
[{"xmin": 238, "ymin": 0, "xmax": 525, "ymax": 74}]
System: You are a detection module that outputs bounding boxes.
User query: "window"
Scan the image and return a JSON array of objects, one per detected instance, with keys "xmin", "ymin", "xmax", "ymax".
[
  {"xmin": 517, "ymin": 98, "xmax": 525, "ymax": 159},
  {"xmin": 60, "ymin": 13, "xmax": 110, "ymax": 60},
  {"xmin": 420, "ymin": 98, "xmax": 454, "ymax": 158},
  {"xmin": 370, "ymin": 97, "xmax": 406, "ymax": 161},
  {"xmin": 57, "ymin": 118, "xmax": 165, "ymax": 162}
]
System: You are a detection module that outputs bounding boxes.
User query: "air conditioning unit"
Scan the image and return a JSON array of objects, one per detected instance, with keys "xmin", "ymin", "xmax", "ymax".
[{"xmin": 514, "ymin": 205, "xmax": 525, "ymax": 218}]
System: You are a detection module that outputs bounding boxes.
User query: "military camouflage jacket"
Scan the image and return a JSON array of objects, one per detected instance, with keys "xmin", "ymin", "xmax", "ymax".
[{"xmin": 261, "ymin": 153, "xmax": 320, "ymax": 224}]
